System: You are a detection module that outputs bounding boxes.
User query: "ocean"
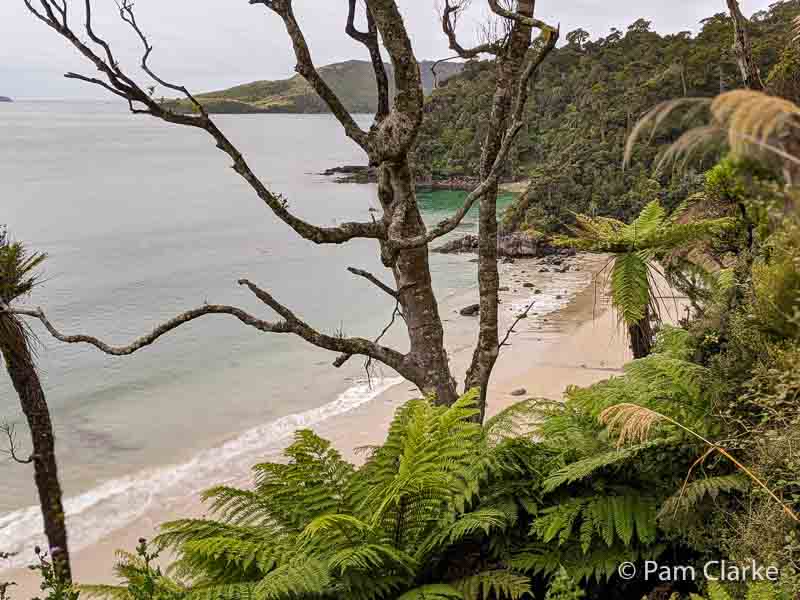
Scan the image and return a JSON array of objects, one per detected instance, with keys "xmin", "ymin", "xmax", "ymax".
[{"xmin": 0, "ymin": 101, "xmax": 500, "ymax": 562}]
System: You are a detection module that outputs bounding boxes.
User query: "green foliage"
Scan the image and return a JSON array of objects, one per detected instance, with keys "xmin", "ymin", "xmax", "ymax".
[
  {"xmin": 544, "ymin": 568, "xmax": 585, "ymax": 600},
  {"xmin": 554, "ymin": 200, "xmax": 734, "ymax": 339},
  {"xmin": 28, "ymin": 548, "xmax": 79, "ymax": 600},
  {"xmin": 0, "ymin": 227, "xmax": 47, "ymax": 305},
  {"xmin": 415, "ymin": 3, "xmax": 795, "ymax": 233},
  {"xmin": 141, "ymin": 392, "xmax": 543, "ymax": 600},
  {"xmin": 81, "ymin": 540, "xmax": 185, "ymax": 600},
  {"xmin": 690, "ymin": 580, "xmax": 794, "ymax": 600}
]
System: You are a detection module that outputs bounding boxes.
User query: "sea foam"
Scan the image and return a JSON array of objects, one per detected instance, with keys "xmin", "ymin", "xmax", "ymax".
[{"xmin": 0, "ymin": 376, "xmax": 403, "ymax": 570}]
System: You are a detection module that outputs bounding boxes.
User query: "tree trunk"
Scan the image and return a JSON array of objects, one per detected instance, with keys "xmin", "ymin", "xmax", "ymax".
[
  {"xmin": 0, "ymin": 314, "xmax": 71, "ymax": 582},
  {"xmin": 628, "ymin": 306, "xmax": 654, "ymax": 359},
  {"xmin": 465, "ymin": 0, "xmax": 536, "ymax": 420},
  {"xmin": 378, "ymin": 162, "xmax": 458, "ymax": 405},
  {"xmin": 726, "ymin": 0, "xmax": 763, "ymax": 91}
]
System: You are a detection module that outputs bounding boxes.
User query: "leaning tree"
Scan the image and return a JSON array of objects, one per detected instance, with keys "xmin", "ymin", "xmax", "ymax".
[
  {"xmin": 0, "ymin": 230, "xmax": 71, "ymax": 583},
  {"xmin": 8, "ymin": 0, "xmax": 557, "ymax": 421}
]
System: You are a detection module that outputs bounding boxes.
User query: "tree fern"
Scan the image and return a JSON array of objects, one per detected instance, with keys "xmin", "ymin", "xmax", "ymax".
[
  {"xmin": 143, "ymin": 393, "xmax": 539, "ymax": 599},
  {"xmin": 555, "ymin": 200, "xmax": 734, "ymax": 357}
]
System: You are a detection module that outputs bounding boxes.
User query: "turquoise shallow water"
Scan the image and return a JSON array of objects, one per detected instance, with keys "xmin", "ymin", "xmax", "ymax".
[{"xmin": 0, "ymin": 102, "xmax": 500, "ymax": 554}]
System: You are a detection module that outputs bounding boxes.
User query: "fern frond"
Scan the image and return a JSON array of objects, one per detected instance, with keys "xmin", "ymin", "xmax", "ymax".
[
  {"xmin": 542, "ymin": 440, "xmax": 673, "ymax": 492},
  {"xmin": 453, "ymin": 569, "xmax": 531, "ymax": 600},
  {"xmin": 659, "ymin": 474, "xmax": 749, "ymax": 518},
  {"xmin": 77, "ymin": 585, "xmax": 133, "ymax": 600},
  {"xmin": 610, "ymin": 251, "xmax": 651, "ymax": 325}
]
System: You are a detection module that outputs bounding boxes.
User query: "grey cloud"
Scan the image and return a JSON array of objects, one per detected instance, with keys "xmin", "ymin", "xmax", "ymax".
[{"xmin": 0, "ymin": 0, "xmax": 775, "ymax": 99}]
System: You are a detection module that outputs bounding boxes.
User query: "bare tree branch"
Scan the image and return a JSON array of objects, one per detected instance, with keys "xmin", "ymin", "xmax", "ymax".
[
  {"xmin": 5, "ymin": 304, "xmax": 280, "ymax": 356},
  {"xmin": 237, "ymin": 279, "xmax": 416, "ymax": 378},
  {"xmin": 22, "ymin": 0, "xmax": 385, "ymax": 246},
  {"xmin": 498, "ymin": 299, "xmax": 536, "ymax": 349},
  {"xmin": 346, "ymin": 0, "xmax": 390, "ymax": 122},
  {"xmin": 347, "ymin": 267, "xmax": 399, "ymax": 299},
  {"xmin": 5, "ymin": 282, "xmax": 416, "ymax": 380},
  {"xmin": 1, "ymin": 423, "xmax": 34, "ymax": 465},
  {"xmin": 430, "ymin": 55, "xmax": 461, "ymax": 89},
  {"xmin": 487, "ymin": 0, "xmax": 556, "ymax": 31},
  {"xmin": 388, "ymin": 20, "xmax": 557, "ymax": 251},
  {"xmin": 250, "ymin": 0, "xmax": 371, "ymax": 150},
  {"xmin": 441, "ymin": 0, "xmax": 502, "ymax": 58}
]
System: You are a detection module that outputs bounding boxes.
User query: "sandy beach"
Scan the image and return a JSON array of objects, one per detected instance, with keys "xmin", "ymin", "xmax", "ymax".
[{"xmin": 5, "ymin": 252, "xmax": 637, "ymax": 593}]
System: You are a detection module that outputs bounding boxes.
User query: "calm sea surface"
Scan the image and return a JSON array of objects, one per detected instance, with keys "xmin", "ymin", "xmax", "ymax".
[{"xmin": 0, "ymin": 101, "xmax": 500, "ymax": 556}]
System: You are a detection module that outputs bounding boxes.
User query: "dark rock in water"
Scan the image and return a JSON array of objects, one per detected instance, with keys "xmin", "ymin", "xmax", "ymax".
[
  {"xmin": 435, "ymin": 235, "xmax": 479, "ymax": 254},
  {"xmin": 460, "ymin": 304, "xmax": 480, "ymax": 316},
  {"xmin": 499, "ymin": 286, "xmax": 509, "ymax": 292},
  {"xmin": 469, "ymin": 258, "xmax": 479, "ymax": 263},
  {"xmin": 321, "ymin": 165, "xmax": 377, "ymax": 183},
  {"xmin": 539, "ymin": 268, "xmax": 550, "ymax": 273},
  {"xmin": 557, "ymin": 266, "xmax": 570, "ymax": 273},
  {"xmin": 511, "ymin": 388, "xmax": 527, "ymax": 396},
  {"xmin": 501, "ymin": 256, "xmax": 515, "ymax": 264},
  {"xmin": 523, "ymin": 282, "xmax": 534, "ymax": 288},
  {"xmin": 556, "ymin": 294, "xmax": 563, "ymax": 300},
  {"xmin": 434, "ymin": 232, "xmax": 565, "ymax": 258},
  {"xmin": 535, "ymin": 289, "xmax": 542, "ymax": 294}
]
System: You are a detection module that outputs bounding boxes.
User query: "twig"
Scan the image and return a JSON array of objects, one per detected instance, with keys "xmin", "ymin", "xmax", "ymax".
[
  {"xmin": 1, "ymin": 423, "xmax": 34, "ymax": 464},
  {"xmin": 347, "ymin": 267, "xmax": 398, "ymax": 299},
  {"xmin": 498, "ymin": 299, "xmax": 536, "ymax": 349}
]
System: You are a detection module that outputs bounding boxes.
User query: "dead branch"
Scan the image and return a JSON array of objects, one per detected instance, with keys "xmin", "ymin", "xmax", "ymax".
[
  {"xmin": 236, "ymin": 279, "xmax": 414, "ymax": 377},
  {"xmin": 498, "ymin": 299, "xmax": 536, "ymax": 349},
  {"xmin": 430, "ymin": 55, "xmax": 461, "ymax": 88},
  {"xmin": 4, "ymin": 282, "xmax": 415, "ymax": 380},
  {"xmin": 250, "ymin": 0, "xmax": 371, "ymax": 149},
  {"xmin": 487, "ymin": 0, "xmax": 555, "ymax": 31},
  {"xmin": 347, "ymin": 267, "xmax": 399, "ymax": 299},
  {"xmin": 0, "ymin": 423, "xmax": 34, "ymax": 464},
  {"xmin": 442, "ymin": 0, "xmax": 503, "ymax": 58},
  {"xmin": 22, "ymin": 0, "xmax": 384, "ymax": 246},
  {"xmin": 5, "ymin": 304, "xmax": 279, "ymax": 355},
  {"xmin": 346, "ymin": 0, "xmax": 390, "ymax": 121}
]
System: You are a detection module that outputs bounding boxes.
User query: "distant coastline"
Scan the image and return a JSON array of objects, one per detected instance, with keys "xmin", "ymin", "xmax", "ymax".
[{"xmin": 0, "ymin": 96, "xmax": 12, "ymax": 103}]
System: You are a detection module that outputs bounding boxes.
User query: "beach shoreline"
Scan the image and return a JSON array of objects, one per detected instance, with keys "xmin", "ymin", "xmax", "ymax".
[{"xmin": 4, "ymin": 252, "xmax": 630, "ymax": 592}]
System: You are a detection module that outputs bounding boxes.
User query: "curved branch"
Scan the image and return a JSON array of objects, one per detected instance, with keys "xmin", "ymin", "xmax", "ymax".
[
  {"xmin": 347, "ymin": 0, "xmax": 390, "ymax": 122},
  {"xmin": 6, "ymin": 305, "xmax": 279, "ymax": 356},
  {"xmin": 1, "ymin": 423, "xmax": 34, "ymax": 465},
  {"xmin": 250, "ymin": 0, "xmax": 370, "ymax": 150},
  {"xmin": 487, "ymin": 0, "xmax": 556, "ymax": 32},
  {"xmin": 237, "ymin": 279, "xmax": 416, "ymax": 378},
  {"xmin": 347, "ymin": 267, "xmax": 398, "ymax": 299},
  {"xmin": 22, "ymin": 0, "xmax": 386, "ymax": 246},
  {"xmin": 441, "ymin": 0, "xmax": 502, "ymax": 58}
]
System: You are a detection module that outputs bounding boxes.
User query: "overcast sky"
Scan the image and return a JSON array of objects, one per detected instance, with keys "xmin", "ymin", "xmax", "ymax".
[{"xmin": 1, "ymin": 0, "xmax": 776, "ymax": 99}]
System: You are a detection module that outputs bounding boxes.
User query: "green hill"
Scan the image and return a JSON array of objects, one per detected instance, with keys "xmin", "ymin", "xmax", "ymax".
[{"xmin": 167, "ymin": 59, "xmax": 463, "ymax": 114}]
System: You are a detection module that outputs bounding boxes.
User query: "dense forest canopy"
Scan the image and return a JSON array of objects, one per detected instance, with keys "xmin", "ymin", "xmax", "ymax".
[{"xmin": 414, "ymin": 1, "xmax": 800, "ymax": 234}]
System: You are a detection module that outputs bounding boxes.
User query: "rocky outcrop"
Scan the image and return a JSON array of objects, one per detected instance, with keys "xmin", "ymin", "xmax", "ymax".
[
  {"xmin": 433, "ymin": 233, "xmax": 577, "ymax": 259},
  {"xmin": 0, "ymin": 96, "xmax": 12, "ymax": 103},
  {"xmin": 321, "ymin": 165, "xmax": 377, "ymax": 183}
]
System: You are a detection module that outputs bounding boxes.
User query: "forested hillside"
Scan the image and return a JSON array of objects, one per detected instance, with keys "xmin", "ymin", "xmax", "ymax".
[{"xmin": 414, "ymin": 1, "xmax": 800, "ymax": 234}]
